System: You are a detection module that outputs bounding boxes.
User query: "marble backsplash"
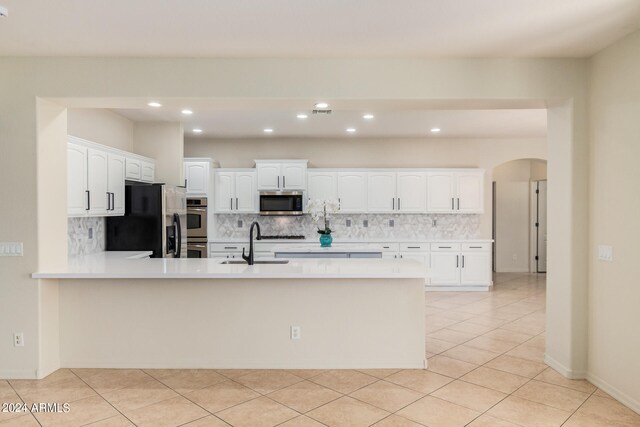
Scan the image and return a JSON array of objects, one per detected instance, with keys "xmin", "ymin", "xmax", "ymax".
[
  {"xmin": 214, "ymin": 214, "xmax": 481, "ymax": 241},
  {"xmin": 68, "ymin": 217, "xmax": 105, "ymax": 256}
]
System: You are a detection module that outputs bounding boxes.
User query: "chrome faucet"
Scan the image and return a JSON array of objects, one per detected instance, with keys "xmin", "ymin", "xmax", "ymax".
[{"xmin": 242, "ymin": 222, "xmax": 262, "ymax": 265}]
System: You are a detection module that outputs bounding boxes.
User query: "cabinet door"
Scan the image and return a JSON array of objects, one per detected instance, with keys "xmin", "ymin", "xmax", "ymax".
[
  {"xmin": 399, "ymin": 252, "xmax": 429, "ymax": 282},
  {"xmin": 382, "ymin": 253, "xmax": 398, "ymax": 259},
  {"xmin": 460, "ymin": 252, "xmax": 491, "ymax": 285},
  {"xmin": 430, "ymin": 252, "xmax": 460, "ymax": 285},
  {"xmin": 337, "ymin": 172, "xmax": 367, "ymax": 213},
  {"xmin": 141, "ymin": 161, "xmax": 155, "ymax": 182},
  {"xmin": 235, "ymin": 172, "xmax": 257, "ymax": 212},
  {"xmin": 367, "ymin": 172, "xmax": 396, "ymax": 213},
  {"xmin": 107, "ymin": 153, "xmax": 126, "ymax": 216},
  {"xmin": 397, "ymin": 172, "xmax": 427, "ymax": 213},
  {"xmin": 456, "ymin": 171, "xmax": 484, "ymax": 213},
  {"xmin": 184, "ymin": 161, "xmax": 209, "ymax": 195},
  {"xmin": 427, "ymin": 172, "xmax": 456, "ymax": 213},
  {"xmin": 87, "ymin": 148, "xmax": 109, "ymax": 216},
  {"xmin": 281, "ymin": 163, "xmax": 306, "ymax": 190},
  {"xmin": 308, "ymin": 172, "xmax": 338, "ymax": 202},
  {"xmin": 214, "ymin": 172, "xmax": 235, "ymax": 213},
  {"xmin": 125, "ymin": 158, "xmax": 142, "ymax": 180},
  {"xmin": 256, "ymin": 163, "xmax": 281, "ymax": 190},
  {"xmin": 67, "ymin": 143, "xmax": 88, "ymax": 216}
]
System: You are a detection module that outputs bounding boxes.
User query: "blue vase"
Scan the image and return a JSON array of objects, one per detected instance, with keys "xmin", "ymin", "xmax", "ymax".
[{"xmin": 319, "ymin": 233, "xmax": 333, "ymax": 247}]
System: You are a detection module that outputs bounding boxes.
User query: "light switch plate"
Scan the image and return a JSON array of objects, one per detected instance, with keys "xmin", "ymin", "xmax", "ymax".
[
  {"xmin": 598, "ymin": 245, "xmax": 613, "ymax": 262},
  {"xmin": 0, "ymin": 242, "xmax": 23, "ymax": 257},
  {"xmin": 346, "ymin": 219, "xmax": 352, "ymax": 227}
]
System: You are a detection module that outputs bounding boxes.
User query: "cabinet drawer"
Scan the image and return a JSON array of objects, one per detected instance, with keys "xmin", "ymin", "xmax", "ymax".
[
  {"xmin": 373, "ymin": 243, "xmax": 400, "ymax": 252},
  {"xmin": 399, "ymin": 243, "xmax": 430, "ymax": 252},
  {"xmin": 462, "ymin": 243, "xmax": 491, "ymax": 251},
  {"xmin": 430, "ymin": 243, "xmax": 461, "ymax": 252},
  {"xmin": 210, "ymin": 243, "xmax": 248, "ymax": 252}
]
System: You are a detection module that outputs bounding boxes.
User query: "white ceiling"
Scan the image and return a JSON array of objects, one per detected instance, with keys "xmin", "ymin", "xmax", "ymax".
[
  {"xmin": 112, "ymin": 101, "xmax": 547, "ymax": 139},
  {"xmin": 1, "ymin": 0, "xmax": 639, "ymax": 57}
]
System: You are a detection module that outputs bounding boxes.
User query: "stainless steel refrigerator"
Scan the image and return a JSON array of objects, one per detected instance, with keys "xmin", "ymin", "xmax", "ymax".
[{"xmin": 106, "ymin": 183, "xmax": 187, "ymax": 258}]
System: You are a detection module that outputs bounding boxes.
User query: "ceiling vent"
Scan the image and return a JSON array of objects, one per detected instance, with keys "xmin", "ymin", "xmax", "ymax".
[{"xmin": 312, "ymin": 109, "xmax": 332, "ymax": 115}]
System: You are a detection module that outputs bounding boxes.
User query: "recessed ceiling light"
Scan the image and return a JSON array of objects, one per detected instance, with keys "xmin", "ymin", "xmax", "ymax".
[
  {"xmin": 314, "ymin": 102, "xmax": 329, "ymax": 109},
  {"xmin": 147, "ymin": 101, "xmax": 162, "ymax": 108},
  {"xmin": 346, "ymin": 128, "xmax": 356, "ymax": 133},
  {"xmin": 181, "ymin": 109, "xmax": 193, "ymax": 115},
  {"xmin": 264, "ymin": 128, "xmax": 274, "ymax": 133},
  {"xmin": 192, "ymin": 128, "xmax": 203, "ymax": 133},
  {"xmin": 430, "ymin": 128, "xmax": 441, "ymax": 133},
  {"xmin": 363, "ymin": 114, "xmax": 374, "ymax": 120},
  {"xmin": 296, "ymin": 114, "xmax": 308, "ymax": 119}
]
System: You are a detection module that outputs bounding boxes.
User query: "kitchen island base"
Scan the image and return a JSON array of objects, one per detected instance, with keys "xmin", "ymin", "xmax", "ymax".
[{"xmin": 58, "ymin": 277, "xmax": 426, "ymax": 369}]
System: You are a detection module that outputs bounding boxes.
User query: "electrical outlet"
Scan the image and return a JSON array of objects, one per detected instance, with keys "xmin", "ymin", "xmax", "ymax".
[
  {"xmin": 389, "ymin": 219, "xmax": 394, "ymax": 227},
  {"xmin": 13, "ymin": 333, "xmax": 24, "ymax": 347},
  {"xmin": 290, "ymin": 326, "xmax": 301, "ymax": 340},
  {"xmin": 363, "ymin": 219, "xmax": 369, "ymax": 228},
  {"xmin": 512, "ymin": 253, "xmax": 518, "ymax": 261},
  {"xmin": 0, "ymin": 242, "xmax": 23, "ymax": 257},
  {"xmin": 598, "ymin": 245, "xmax": 613, "ymax": 262},
  {"xmin": 88, "ymin": 227, "xmax": 93, "ymax": 239},
  {"xmin": 346, "ymin": 219, "xmax": 352, "ymax": 227},
  {"xmin": 237, "ymin": 220, "xmax": 243, "ymax": 228}
]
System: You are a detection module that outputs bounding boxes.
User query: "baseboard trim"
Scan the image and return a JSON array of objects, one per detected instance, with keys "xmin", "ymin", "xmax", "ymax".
[
  {"xmin": 586, "ymin": 372, "xmax": 640, "ymax": 415},
  {"xmin": 37, "ymin": 364, "xmax": 60, "ymax": 380},
  {"xmin": 0, "ymin": 369, "xmax": 39, "ymax": 380},
  {"xmin": 544, "ymin": 353, "xmax": 586, "ymax": 379}
]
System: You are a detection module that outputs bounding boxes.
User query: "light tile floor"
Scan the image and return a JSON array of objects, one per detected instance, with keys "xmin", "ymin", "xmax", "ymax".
[{"xmin": 2, "ymin": 273, "xmax": 640, "ymax": 426}]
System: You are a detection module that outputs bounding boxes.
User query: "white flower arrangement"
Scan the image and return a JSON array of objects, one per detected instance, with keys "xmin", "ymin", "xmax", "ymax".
[{"xmin": 307, "ymin": 199, "xmax": 339, "ymax": 234}]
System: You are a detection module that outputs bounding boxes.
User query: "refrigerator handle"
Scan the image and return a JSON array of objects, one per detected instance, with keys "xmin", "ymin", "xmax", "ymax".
[{"xmin": 173, "ymin": 213, "xmax": 182, "ymax": 258}]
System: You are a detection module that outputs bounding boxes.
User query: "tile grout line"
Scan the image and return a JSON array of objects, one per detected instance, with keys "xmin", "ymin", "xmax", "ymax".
[{"xmin": 4, "ymin": 380, "xmax": 43, "ymax": 427}]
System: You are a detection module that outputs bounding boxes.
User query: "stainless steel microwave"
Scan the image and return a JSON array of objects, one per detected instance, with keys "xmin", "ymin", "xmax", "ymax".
[{"xmin": 259, "ymin": 191, "xmax": 304, "ymax": 216}]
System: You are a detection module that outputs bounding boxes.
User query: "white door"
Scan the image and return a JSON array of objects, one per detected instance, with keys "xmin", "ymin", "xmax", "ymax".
[
  {"xmin": 307, "ymin": 172, "xmax": 338, "ymax": 202},
  {"xmin": 337, "ymin": 172, "xmax": 367, "ymax": 213},
  {"xmin": 67, "ymin": 143, "xmax": 88, "ymax": 216},
  {"xmin": 214, "ymin": 171, "xmax": 235, "ymax": 213},
  {"xmin": 397, "ymin": 172, "xmax": 427, "ymax": 213},
  {"xmin": 460, "ymin": 252, "xmax": 491, "ymax": 285},
  {"xmin": 185, "ymin": 161, "xmax": 209, "ymax": 195},
  {"xmin": 281, "ymin": 163, "xmax": 306, "ymax": 190},
  {"xmin": 430, "ymin": 252, "xmax": 460, "ymax": 285},
  {"xmin": 427, "ymin": 172, "xmax": 456, "ymax": 213},
  {"xmin": 367, "ymin": 172, "xmax": 396, "ymax": 212},
  {"xmin": 256, "ymin": 163, "xmax": 281, "ymax": 190},
  {"xmin": 457, "ymin": 171, "xmax": 484, "ymax": 213},
  {"xmin": 107, "ymin": 153, "xmax": 126, "ymax": 216},
  {"xmin": 235, "ymin": 172, "xmax": 257, "ymax": 212},
  {"xmin": 87, "ymin": 148, "xmax": 109, "ymax": 216}
]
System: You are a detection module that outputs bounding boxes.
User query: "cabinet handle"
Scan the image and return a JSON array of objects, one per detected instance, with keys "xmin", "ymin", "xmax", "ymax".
[
  {"xmin": 106, "ymin": 192, "xmax": 110, "ymax": 210},
  {"xmin": 407, "ymin": 246, "xmax": 421, "ymax": 249},
  {"xmin": 451, "ymin": 198, "xmax": 454, "ymax": 210},
  {"xmin": 439, "ymin": 246, "xmax": 452, "ymax": 249},
  {"xmin": 283, "ymin": 176, "xmax": 286, "ymax": 188},
  {"xmin": 236, "ymin": 198, "xmax": 238, "ymax": 210},
  {"xmin": 398, "ymin": 198, "xmax": 401, "ymax": 210},
  {"xmin": 338, "ymin": 198, "xmax": 341, "ymax": 210},
  {"xmin": 392, "ymin": 198, "xmax": 395, "ymax": 210},
  {"xmin": 462, "ymin": 255, "xmax": 465, "ymax": 268},
  {"xmin": 230, "ymin": 198, "xmax": 233, "ymax": 210},
  {"xmin": 457, "ymin": 198, "xmax": 460, "ymax": 210},
  {"xmin": 277, "ymin": 176, "xmax": 280, "ymax": 188},
  {"xmin": 111, "ymin": 193, "xmax": 115, "ymax": 211},
  {"xmin": 86, "ymin": 190, "xmax": 90, "ymax": 210},
  {"xmin": 224, "ymin": 246, "xmax": 238, "ymax": 249},
  {"xmin": 456, "ymin": 255, "xmax": 459, "ymax": 268},
  {"xmin": 469, "ymin": 246, "xmax": 482, "ymax": 249}
]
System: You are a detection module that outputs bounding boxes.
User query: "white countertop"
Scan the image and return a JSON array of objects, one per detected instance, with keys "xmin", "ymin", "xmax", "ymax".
[
  {"xmin": 211, "ymin": 238, "xmax": 493, "ymax": 244},
  {"xmin": 273, "ymin": 243, "xmax": 384, "ymax": 253},
  {"xmin": 32, "ymin": 251, "xmax": 428, "ymax": 280}
]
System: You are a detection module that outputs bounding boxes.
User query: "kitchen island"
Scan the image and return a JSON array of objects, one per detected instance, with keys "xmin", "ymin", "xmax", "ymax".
[{"xmin": 34, "ymin": 252, "xmax": 427, "ymax": 370}]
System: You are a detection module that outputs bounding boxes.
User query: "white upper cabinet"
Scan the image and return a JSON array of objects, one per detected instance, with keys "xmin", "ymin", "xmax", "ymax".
[
  {"xmin": 87, "ymin": 148, "xmax": 109, "ymax": 216},
  {"xmin": 427, "ymin": 170, "xmax": 484, "ymax": 213},
  {"xmin": 184, "ymin": 160, "xmax": 210, "ymax": 196},
  {"xmin": 214, "ymin": 170, "xmax": 257, "ymax": 213},
  {"xmin": 67, "ymin": 143, "xmax": 89, "ymax": 216},
  {"xmin": 307, "ymin": 171, "xmax": 338, "ymax": 202},
  {"xmin": 397, "ymin": 172, "xmax": 427, "ymax": 213},
  {"xmin": 141, "ymin": 161, "xmax": 155, "ymax": 182},
  {"xmin": 107, "ymin": 153, "xmax": 126, "ymax": 216},
  {"xmin": 125, "ymin": 157, "xmax": 142, "ymax": 181},
  {"xmin": 337, "ymin": 172, "xmax": 367, "ymax": 213},
  {"xmin": 255, "ymin": 160, "xmax": 307, "ymax": 191},
  {"xmin": 367, "ymin": 172, "xmax": 396, "ymax": 213},
  {"xmin": 235, "ymin": 171, "xmax": 257, "ymax": 212}
]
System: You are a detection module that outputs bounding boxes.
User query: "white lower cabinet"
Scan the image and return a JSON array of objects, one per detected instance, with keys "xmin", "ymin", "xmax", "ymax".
[
  {"xmin": 430, "ymin": 251, "xmax": 460, "ymax": 285},
  {"xmin": 429, "ymin": 243, "xmax": 492, "ymax": 289}
]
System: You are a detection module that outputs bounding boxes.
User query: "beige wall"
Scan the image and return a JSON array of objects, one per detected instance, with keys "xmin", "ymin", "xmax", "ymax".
[
  {"xmin": 0, "ymin": 57, "xmax": 588, "ymax": 382},
  {"xmin": 67, "ymin": 108, "xmax": 133, "ymax": 151},
  {"xmin": 493, "ymin": 159, "xmax": 547, "ymax": 273},
  {"xmin": 587, "ymin": 31, "xmax": 640, "ymax": 411},
  {"xmin": 134, "ymin": 122, "xmax": 184, "ymax": 187}
]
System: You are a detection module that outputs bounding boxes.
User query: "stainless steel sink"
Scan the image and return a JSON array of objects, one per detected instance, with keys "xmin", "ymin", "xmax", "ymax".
[{"xmin": 218, "ymin": 260, "xmax": 290, "ymax": 265}]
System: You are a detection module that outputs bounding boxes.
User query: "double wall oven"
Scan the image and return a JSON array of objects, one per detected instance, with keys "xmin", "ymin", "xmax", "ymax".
[{"xmin": 187, "ymin": 197, "xmax": 208, "ymax": 258}]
